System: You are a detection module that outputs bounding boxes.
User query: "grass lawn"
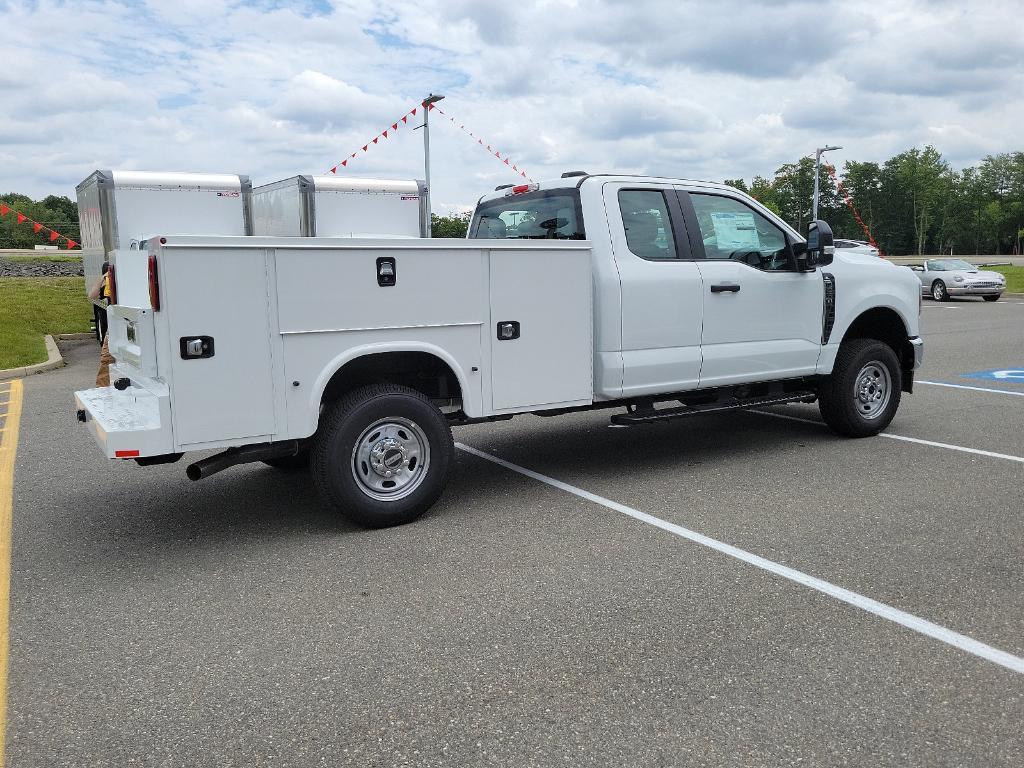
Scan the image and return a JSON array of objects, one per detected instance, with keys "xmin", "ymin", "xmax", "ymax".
[
  {"xmin": 3, "ymin": 254, "xmax": 83, "ymax": 263},
  {"xmin": 983, "ymin": 265, "xmax": 1024, "ymax": 294},
  {"xmin": 0, "ymin": 277, "xmax": 92, "ymax": 368}
]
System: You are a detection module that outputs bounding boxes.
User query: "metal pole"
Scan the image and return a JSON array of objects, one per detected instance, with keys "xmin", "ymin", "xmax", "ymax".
[
  {"xmin": 420, "ymin": 93, "xmax": 445, "ymax": 238},
  {"xmin": 812, "ymin": 145, "xmax": 842, "ymax": 223},
  {"xmin": 423, "ymin": 101, "xmax": 432, "ymax": 238},
  {"xmin": 812, "ymin": 149, "xmax": 821, "ymax": 222}
]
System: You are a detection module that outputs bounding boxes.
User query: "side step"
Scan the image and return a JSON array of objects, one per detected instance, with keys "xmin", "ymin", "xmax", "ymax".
[{"xmin": 610, "ymin": 391, "xmax": 816, "ymax": 426}]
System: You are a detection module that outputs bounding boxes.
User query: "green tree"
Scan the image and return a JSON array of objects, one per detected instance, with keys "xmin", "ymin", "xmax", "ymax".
[{"xmin": 431, "ymin": 212, "xmax": 471, "ymax": 238}]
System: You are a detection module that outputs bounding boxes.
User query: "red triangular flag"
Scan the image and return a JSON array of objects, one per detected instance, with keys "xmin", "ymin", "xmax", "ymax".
[
  {"xmin": 392, "ymin": 123, "xmax": 398, "ymax": 130},
  {"xmin": 382, "ymin": 130, "xmax": 387, "ymax": 138},
  {"xmin": 17, "ymin": 213, "xmax": 26, "ymax": 224},
  {"xmin": 0, "ymin": 204, "xmax": 9, "ymax": 216},
  {"xmin": 495, "ymin": 151, "xmax": 501, "ymax": 158},
  {"xmin": 512, "ymin": 165, "xmax": 518, "ymax": 172},
  {"xmin": 504, "ymin": 158, "xmax": 510, "ymax": 165},
  {"xmin": 411, "ymin": 107, "xmax": 416, "ymax": 116},
  {"xmin": 330, "ymin": 166, "xmax": 337, "ymax": 174},
  {"xmin": 33, "ymin": 222, "xmax": 41, "ymax": 233},
  {"xmin": 402, "ymin": 116, "xmax": 407, "ymax": 124},
  {"xmin": 351, "ymin": 152, "xmax": 357, "ymax": 158},
  {"xmin": 362, "ymin": 145, "xmax": 368, "ymax": 151},
  {"xmin": 521, "ymin": 171, "xmax": 527, "ymax": 178},
  {"xmin": 478, "ymin": 139, "xmax": 483, "ymax": 144},
  {"xmin": 427, "ymin": 103, "xmax": 435, "ymax": 110},
  {"xmin": 66, "ymin": 239, "xmax": 77, "ymax": 249},
  {"xmin": 341, "ymin": 159, "xmax": 348, "ymax": 167},
  {"xmin": 372, "ymin": 137, "xmax": 378, "ymax": 144},
  {"xmin": 49, "ymin": 230, "xmax": 59, "ymax": 242}
]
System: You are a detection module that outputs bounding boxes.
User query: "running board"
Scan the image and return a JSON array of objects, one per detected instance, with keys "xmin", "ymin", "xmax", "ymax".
[{"xmin": 610, "ymin": 391, "xmax": 817, "ymax": 426}]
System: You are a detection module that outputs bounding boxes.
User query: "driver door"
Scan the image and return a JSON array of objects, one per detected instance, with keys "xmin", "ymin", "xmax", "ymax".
[{"xmin": 679, "ymin": 190, "xmax": 824, "ymax": 388}]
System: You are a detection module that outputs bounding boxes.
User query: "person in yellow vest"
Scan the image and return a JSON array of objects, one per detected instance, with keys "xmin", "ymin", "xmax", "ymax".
[{"xmin": 87, "ymin": 262, "xmax": 115, "ymax": 387}]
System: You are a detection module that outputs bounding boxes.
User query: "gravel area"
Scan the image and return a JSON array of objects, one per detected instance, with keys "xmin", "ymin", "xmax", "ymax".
[{"xmin": 0, "ymin": 257, "xmax": 84, "ymax": 278}]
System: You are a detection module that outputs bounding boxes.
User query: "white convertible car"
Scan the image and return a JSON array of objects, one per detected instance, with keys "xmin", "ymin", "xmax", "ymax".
[{"xmin": 910, "ymin": 259, "xmax": 1006, "ymax": 302}]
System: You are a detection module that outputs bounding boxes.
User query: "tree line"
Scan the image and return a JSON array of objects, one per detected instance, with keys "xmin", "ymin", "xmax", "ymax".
[
  {"xmin": 5, "ymin": 149, "xmax": 1024, "ymax": 255},
  {"xmin": 726, "ymin": 148, "xmax": 1024, "ymax": 256}
]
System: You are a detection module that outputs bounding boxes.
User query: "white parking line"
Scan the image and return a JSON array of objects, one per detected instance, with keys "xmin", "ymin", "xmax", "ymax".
[
  {"xmin": 918, "ymin": 380, "xmax": 1024, "ymax": 397},
  {"xmin": 750, "ymin": 410, "xmax": 1024, "ymax": 465},
  {"xmin": 455, "ymin": 442, "xmax": 1024, "ymax": 675}
]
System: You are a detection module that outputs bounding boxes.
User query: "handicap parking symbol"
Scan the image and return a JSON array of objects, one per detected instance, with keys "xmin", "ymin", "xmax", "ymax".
[{"xmin": 960, "ymin": 368, "xmax": 1024, "ymax": 382}]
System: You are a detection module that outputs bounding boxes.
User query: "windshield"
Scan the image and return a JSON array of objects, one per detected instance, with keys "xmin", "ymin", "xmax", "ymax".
[
  {"xmin": 941, "ymin": 259, "xmax": 976, "ymax": 270},
  {"xmin": 469, "ymin": 191, "xmax": 585, "ymax": 240}
]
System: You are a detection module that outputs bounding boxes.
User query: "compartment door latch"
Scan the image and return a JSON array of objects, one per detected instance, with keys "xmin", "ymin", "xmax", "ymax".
[
  {"xmin": 496, "ymin": 321, "xmax": 520, "ymax": 341},
  {"xmin": 180, "ymin": 336, "xmax": 215, "ymax": 359}
]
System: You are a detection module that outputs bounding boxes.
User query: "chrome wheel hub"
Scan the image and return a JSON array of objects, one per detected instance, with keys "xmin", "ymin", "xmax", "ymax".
[
  {"xmin": 854, "ymin": 362, "xmax": 891, "ymax": 419},
  {"xmin": 351, "ymin": 418, "xmax": 430, "ymax": 501}
]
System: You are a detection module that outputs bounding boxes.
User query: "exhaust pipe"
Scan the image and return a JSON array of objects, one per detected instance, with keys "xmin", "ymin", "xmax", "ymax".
[{"xmin": 186, "ymin": 441, "xmax": 302, "ymax": 481}]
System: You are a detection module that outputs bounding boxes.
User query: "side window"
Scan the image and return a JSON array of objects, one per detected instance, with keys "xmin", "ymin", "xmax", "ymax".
[
  {"xmin": 618, "ymin": 190, "xmax": 677, "ymax": 260},
  {"xmin": 689, "ymin": 194, "xmax": 792, "ymax": 271}
]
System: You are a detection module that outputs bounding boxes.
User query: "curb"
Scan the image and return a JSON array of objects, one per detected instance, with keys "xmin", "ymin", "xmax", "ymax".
[{"xmin": 0, "ymin": 335, "xmax": 65, "ymax": 381}]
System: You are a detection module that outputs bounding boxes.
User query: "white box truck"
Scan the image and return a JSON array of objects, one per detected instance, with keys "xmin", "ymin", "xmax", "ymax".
[
  {"xmin": 74, "ymin": 173, "xmax": 924, "ymax": 529},
  {"xmin": 251, "ymin": 176, "xmax": 428, "ymax": 238},
  {"xmin": 76, "ymin": 170, "xmax": 253, "ymax": 337}
]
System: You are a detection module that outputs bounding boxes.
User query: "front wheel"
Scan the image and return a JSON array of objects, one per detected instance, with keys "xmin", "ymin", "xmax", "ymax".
[
  {"xmin": 983, "ymin": 295, "xmax": 1000, "ymax": 302},
  {"xmin": 818, "ymin": 338, "xmax": 902, "ymax": 437},
  {"xmin": 311, "ymin": 384, "xmax": 454, "ymax": 527},
  {"xmin": 931, "ymin": 280, "xmax": 949, "ymax": 301}
]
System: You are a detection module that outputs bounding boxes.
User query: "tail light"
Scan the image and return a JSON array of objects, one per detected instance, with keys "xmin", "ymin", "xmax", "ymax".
[
  {"xmin": 106, "ymin": 264, "xmax": 118, "ymax": 304},
  {"xmin": 148, "ymin": 254, "xmax": 161, "ymax": 311}
]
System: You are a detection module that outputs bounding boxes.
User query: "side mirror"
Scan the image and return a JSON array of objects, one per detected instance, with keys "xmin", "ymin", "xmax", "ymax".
[{"xmin": 801, "ymin": 220, "xmax": 834, "ymax": 269}]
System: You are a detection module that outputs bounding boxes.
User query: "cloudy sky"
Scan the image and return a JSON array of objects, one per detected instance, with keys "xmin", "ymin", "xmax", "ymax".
[{"xmin": 1, "ymin": 0, "xmax": 1021, "ymax": 213}]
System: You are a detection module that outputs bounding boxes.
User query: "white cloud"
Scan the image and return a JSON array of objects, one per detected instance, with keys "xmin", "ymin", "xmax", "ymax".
[{"xmin": 0, "ymin": 0, "xmax": 1020, "ymax": 213}]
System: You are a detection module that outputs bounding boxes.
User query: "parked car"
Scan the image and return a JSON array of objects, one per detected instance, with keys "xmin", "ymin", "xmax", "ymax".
[
  {"xmin": 910, "ymin": 259, "xmax": 1006, "ymax": 302},
  {"xmin": 834, "ymin": 239, "xmax": 880, "ymax": 257}
]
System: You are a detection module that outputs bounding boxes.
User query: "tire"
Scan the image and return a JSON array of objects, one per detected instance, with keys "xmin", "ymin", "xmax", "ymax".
[
  {"xmin": 818, "ymin": 338, "xmax": 902, "ymax": 438},
  {"xmin": 983, "ymin": 295, "xmax": 1000, "ymax": 302},
  {"xmin": 262, "ymin": 451, "xmax": 310, "ymax": 471},
  {"xmin": 311, "ymin": 384, "xmax": 454, "ymax": 527},
  {"xmin": 931, "ymin": 280, "xmax": 949, "ymax": 301}
]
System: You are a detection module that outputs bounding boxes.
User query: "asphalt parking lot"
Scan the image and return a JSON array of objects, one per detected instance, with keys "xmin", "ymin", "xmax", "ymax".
[{"xmin": 5, "ymin": 296, "xmax": 1023, "ymax": 767}]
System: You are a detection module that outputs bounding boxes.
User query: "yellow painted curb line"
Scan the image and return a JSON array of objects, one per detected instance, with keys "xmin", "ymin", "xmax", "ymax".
[{"xmin": 0, "ymin": 379, "xmax": 23, "ymax": 766}]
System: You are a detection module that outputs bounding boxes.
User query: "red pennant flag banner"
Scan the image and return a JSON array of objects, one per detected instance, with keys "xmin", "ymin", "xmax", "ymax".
[
  {"xmin": 427, "ymin": 105, "xmax": 533, "ymax": 181},
  {"xmin": 823, "ymin": 163, "xmax": 885, "ymax": 257},
  {"xmin": 325, "ymin": 103, "xmax": 421, "ymax": 174},
  {"xmin": 0, "ymin": 201, "xmax": 80, "ymax": 249}
]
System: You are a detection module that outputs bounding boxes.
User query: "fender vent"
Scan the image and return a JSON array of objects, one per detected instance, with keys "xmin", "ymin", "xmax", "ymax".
[{"xmin": 822, "ymin": 272, "xmax": 836, "ymax": 344}]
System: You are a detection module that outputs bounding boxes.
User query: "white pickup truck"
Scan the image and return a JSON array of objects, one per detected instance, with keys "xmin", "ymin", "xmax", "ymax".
[{"xmin": 74, "ymin": 172, "xmax": 923, "ymax": 527}]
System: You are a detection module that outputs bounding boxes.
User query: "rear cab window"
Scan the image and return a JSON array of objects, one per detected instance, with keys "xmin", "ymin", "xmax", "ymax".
[{"xmin": 469, "ymin": 190, "xmax": 585, "ymax": 240}]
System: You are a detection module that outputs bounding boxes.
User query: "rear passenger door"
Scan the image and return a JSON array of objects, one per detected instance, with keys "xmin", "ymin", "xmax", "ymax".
[
  {"xmin": 679, "ymin": 190, "xmax": 824, "ymax": 388},
  {"xmin": 603, "ymin": 181, "xmax": 704, "ymax": 397}
]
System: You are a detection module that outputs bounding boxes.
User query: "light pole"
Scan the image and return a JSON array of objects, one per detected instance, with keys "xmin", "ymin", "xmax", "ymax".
[
  {"xmin": 421, "ymin": 93, "xmax": 445, "ymax": 237},
  {"xmin": 813, "ymin": 145, "xmax": 842, "ymax": 221}
]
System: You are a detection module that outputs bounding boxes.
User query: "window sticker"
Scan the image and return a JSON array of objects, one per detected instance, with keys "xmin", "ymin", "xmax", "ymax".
[{"xmin": 710, "ymin": 211, "xmax": 760, "ymax": 251}]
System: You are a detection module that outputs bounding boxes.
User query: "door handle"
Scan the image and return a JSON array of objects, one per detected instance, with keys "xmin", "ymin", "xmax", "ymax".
[{"xmin": 710, "ymin": 283, "xmax": 741, "ymax": 293}]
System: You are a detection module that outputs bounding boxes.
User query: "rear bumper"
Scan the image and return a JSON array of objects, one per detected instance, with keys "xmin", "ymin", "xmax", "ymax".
[{"xmin": 74, "ymin": 382, "xmax": 174, "ymax": 459}]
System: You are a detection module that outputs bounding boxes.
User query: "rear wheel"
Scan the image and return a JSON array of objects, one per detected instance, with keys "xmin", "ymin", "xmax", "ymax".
[
  {"xmin": 818, "ymin": 338, "xmax": 902, "ymax": 437},
  {"xmin": 983, "ymin": 295, "xmax": 1000, "ymax": 302},
  {"xmin": 931, "ymin": 280, "xmax": 949, "ymax": 301},
  {"xmin": 311, "ymin": 384, "xmax": 454, "ymax": 527}
]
